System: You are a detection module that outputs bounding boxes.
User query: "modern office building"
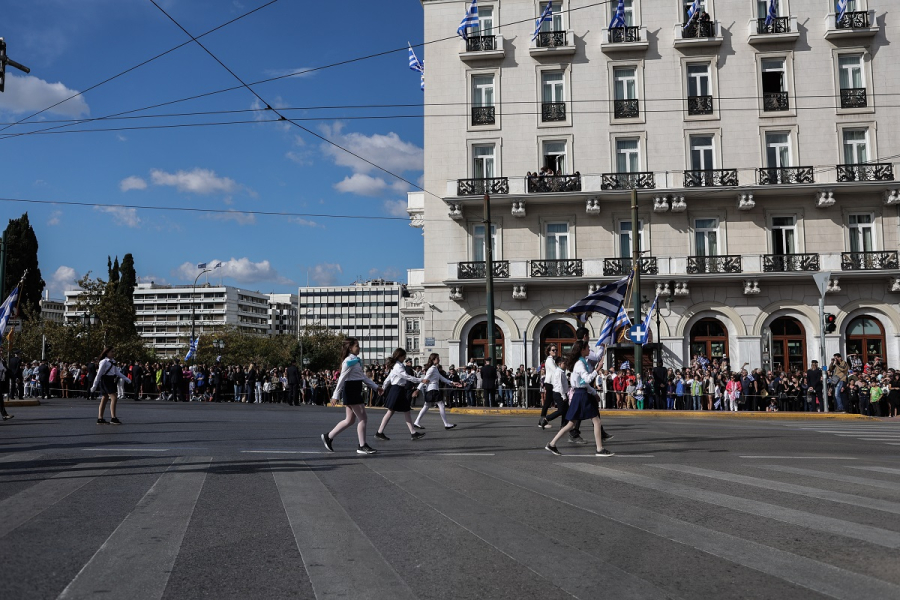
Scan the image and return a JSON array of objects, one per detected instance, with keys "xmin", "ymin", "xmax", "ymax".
[
  {"xmin": 298, "ymin": 279, "xmax": 403, "ymax": 364},
  {"xmin": 408, "ymin": 0, "xmax": 900, "ymax": 370},
  {"xmin": 39, "ymin": 291, "xmax": 65, "ymax": 324},
  {"xmin": 268, "ymin": 293, "xmax": 299, "ymax": 336}
]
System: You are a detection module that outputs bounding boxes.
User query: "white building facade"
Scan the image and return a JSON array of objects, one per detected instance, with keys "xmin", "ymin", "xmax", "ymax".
[
  {"xmin": 410, "ymin": 0, "xmax": 900, "ymax": 371},
  {"xmin": 40, "ymin": 291, "xmax": 65, "ymax": 324},
  {"xmin": 268, "ymin": 293, "xmax": 299, "ymax": 336}
]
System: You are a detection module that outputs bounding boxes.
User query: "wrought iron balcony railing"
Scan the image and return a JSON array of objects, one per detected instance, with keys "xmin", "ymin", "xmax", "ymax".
[
  {"xmin": 465, "ymin": 35, "xmax": 497, "ymax": 52},
  {"xmin": 757, "ymin": 167, "xmax": 815, "ymax": 185},
  {"xmin": 757, "ymin": 16, "xmax": 791, "ymax": 34},
  {"xmin": 457, "ymin": 261, "xmax": 510, "ymax": 279},
  {"xmin": 840, "ymin": 88, "xmax": 867, "ymax": 109},
  {"xmin": 541, "ymin": 102, "xmax": 566, "ymax": 122},
  {"xmin": 683, "ymin": 169, "xmax": 739, "ymax": 187},
  {"xmin": 836, "ymin": 11, "xmax": 870, "ymax": 29},
  {"xmin": 601, "ymin": 172, "xmax": 656, "ymax": 190},
  {"xmin": 530, "ymin": 259, "xmax": 583, "ymax": 278},
  {"xmin": 608, "ymin": 26, "xmax": 641, "ymax": 43},
  {"xmin": 527, "ymin": 173, "xmax": 582, "ymax": 193},
  {"xmin": 535, "ymin": 31, "xmax": 567, "ymax": 48},
  {"xmin": 471, "ymin": 106, "xmax": 495, "ymax": 126},
  {"xmin": 687, "ymin": 95, "xmax": 713, "ymax": 115},
  {"xmin": 763, "ymin": 253, "xmax": 820, "ymax": 273},
  {"xmin": 603, "ymin": 257, "xmax": 658, "ymax": 276},
  {"xmin": 841, "ymin": 251, "xmax": 899, "ymax": 271},
  {"xmin": 614, "ymin": 99, "xmax": 639, "ymax": 119},
  {"xmin": 836, "ymin": 163, "xmax": 894, "ymax": 182},
  {"xmin": 763, "ymin": 91, "xmax": 789, "ymax": 112},
  {"xmin": 687, "ymin": 255, "xmax": 743, "ymax": 274},
  {"xmin": 457, "ymin": 177, "xmax": 509, "ymax": 196},
  {"xmin": 682, "ymin": 20, "xmax": 715, "ymax": 38}
]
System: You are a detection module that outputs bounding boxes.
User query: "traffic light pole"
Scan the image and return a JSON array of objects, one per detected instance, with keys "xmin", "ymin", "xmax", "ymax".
[{"xmin": 813, "ymin": 272, "xmax": 832, "ymax": 414}]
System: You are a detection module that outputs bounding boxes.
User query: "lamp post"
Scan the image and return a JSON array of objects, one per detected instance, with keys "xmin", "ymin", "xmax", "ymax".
[{"xmin": 191, "ymin": 264, "xmax": 220, "ymax": 361}]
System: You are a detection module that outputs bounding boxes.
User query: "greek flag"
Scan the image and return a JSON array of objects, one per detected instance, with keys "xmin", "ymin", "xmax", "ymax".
[
  {"xmin": 609, "ymin": 0, "xmax": 626, "ymax": 29},
  {"xmin": 596, "ymin": 302, "xmax": 632, "ymax": 347},
  {"xmin": 0, "ymin": 285, "xmax": 20, "ymax": 338},
  {"xmin": 215, "ymin": 262, "xmax": 222, "ymax": 268},
  {"xmin": 408, "ymin": 44, "xmax": 424, "ymax": 73},
  {"xmin": 684, "ymin": 0, "xmax": 701, "ymax": 29},
  {"xmin": 457, "ymin": 0, "xmax": 479, "ymax": 40},
  {"xmin": 765, "ymin": 0, "xmax": 778, "ymax": 26},
  {"xmin": 197, "ymin": 263, "xmax": 207, "ymax": 269},
  {"xmin": 185, "ymin": 336, "xmax": 199, "ymax": 361},
  {"xmin": 532, "ymin": 2, "xmax": 553, "ymax": 41},
  {"xmin": 836, "ymin": 0, "xmax": 848, "ymax": 21},
  {"xmin": 635, "ymin": 295, "xmax": 657, "ymax": 345},
  {"xmin": 565, "ymin": 274, "xmax": 631, "ymax": 319}
]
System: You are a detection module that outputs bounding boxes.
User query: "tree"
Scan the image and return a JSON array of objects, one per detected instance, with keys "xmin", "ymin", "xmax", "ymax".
[
  {"xmin": 73, "ymin": 273, "xmax": 151, "ymax": 362},
  {"xmin": 107, "ymin": 256, "xmax": 120, "ymax": 293},
  {"xmin": 295, "ymin": 323, "xmax": 345, "ymax": 371},
  {"xmin": 118, "ymin": 254, "xmax": 137, "ymax": 299},
  {"xmin": 3, "ymin": 213, "xmax": 45, "ymax": 311}
]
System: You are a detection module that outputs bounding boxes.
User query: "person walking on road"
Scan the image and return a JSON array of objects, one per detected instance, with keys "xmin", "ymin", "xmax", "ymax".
[
  {"xmin": 413, "ymin": 353, "xmax": 462, "ymax": 431},
  {"xmin": 375, "ymin": 348, "xmax": 429, "ymax": 442},
  {"xmin": 91, "ymin": 347, "xmax": 131, "ymax": 425},
  {"xmin": 322, "ymin": 338, "xmax": 383, "ymax": 455},
  {"xmin": 0, "ymin": 351, "xmax": 13, "ymax": 421}
]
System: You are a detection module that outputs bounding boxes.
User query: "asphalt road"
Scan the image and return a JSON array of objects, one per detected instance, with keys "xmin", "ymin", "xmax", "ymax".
[{"xmin": 1, "ymin": 399, "xmax": 899, "ymax": 600}]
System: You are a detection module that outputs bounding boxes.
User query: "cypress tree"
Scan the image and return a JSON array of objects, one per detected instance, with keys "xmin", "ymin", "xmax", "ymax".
[{"xmin": 3, "ymin": 213, "xmax": 45, "ymax": 311}]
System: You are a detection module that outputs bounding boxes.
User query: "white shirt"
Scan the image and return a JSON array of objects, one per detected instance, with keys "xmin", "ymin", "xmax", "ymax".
[
  {"xmin": 331, "ymin": 354, "xmax": 379, "ymax": 400},
  {"xmin": 551, "ymin": 364, "xmax": 569, "ymax": 396},
  {"xmin": 420, "ymin": 364, "xmax": 452, "ymax": 392},
  {"xmin": 544, "ymin": 356, "xmax": 558, "ymax": 386},
  {"xmin": 569, "ymin": 357, "xmax": 599, "ymax": 397},
  {"xmin": 91, "ymin": 358, "xmax": 130, "ymax": 392},
  {"xmin": 387, "ymin": 362, "xmax": 423, "ymax": 387}
]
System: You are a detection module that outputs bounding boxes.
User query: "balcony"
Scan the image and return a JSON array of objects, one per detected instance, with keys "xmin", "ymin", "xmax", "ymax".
[
  {"xmin": 687, "ymin": 95, "xmax": 713, "ymax": 115},
  {"xmin": 541, "ymin": 102, "xmax": 566, "ymax": 122},
  {"xmin": 530, "ymin": 259, "xmax": 583, "ymax": 278},
  {"xmin": 604, "ymin": 257, "xmax": 658, "ymax": 276},
  {"xmin": 457, "ymin": 261, "xmax": 510, "ymax": 279},
  {"xmin": 836, "ymin": 163, "xmax": 894, "ymax": 182},
  {"xmin": 471, "ymin": 106, "xmax": 495, "ymax": 126},
  {"xmin": 840, "ymin": 88, "xmax": 867, "ymax": 109},
  {"xmin": 459, "ymin": 34, "xmax": 506, "ymax": 61},
  {"xmin": 614, "ymin": 99, "xmax": 640, "ymax": 119},
  {"xmin": 763, "ymin": 91, "xmax": 789, "ymax": 112},
  {"xmin": 763, "ymin": 254, "xmax": 820, "ymax": 273},
  {"xmin": 674, "ymin": 20, "xmax": 723, "ymax": 48},
  {"xmin": 527, "ymin": 173, "xmax": 581, "ymax": 193},
  {"xmin": 687, "ymin": 255, "xmax": 743, "ymax": 274},
  {"xmin": 601, "ymin": 26, "xmax": 649, "ymax": 53},
  {"xmin": 748, "ymin": 16, "xmax": 799, "ymax": 44},
  {"xmin": 601, "ymin": 172, "xmax": 655, "ymax": 190},
  {"xmin": 841, "ymin": 251, "xmax": 900, "ymax": 271},
  {"xmin": 757, "ymin": 167, "xmax": 815, "ymax": 185},
  {"xmin": 457, "ymin": 177, "xmax": 509, "ymax": 196},
  {"xmin": 530, "ymin": 30, "xmax": 575, "ymax": 56},
  {"xmin": 825, "ymin": 10, "xmax": 879, "ymax": 41},
  {"xmin": 683, "ymin": 169, "xmax": 739, "ymax": 187}
]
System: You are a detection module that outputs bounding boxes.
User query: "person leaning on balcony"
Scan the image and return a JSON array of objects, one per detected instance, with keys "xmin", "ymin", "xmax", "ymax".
[{"xmin": 699, "ymin": 10, "xmax": 710, "ymax": 23}]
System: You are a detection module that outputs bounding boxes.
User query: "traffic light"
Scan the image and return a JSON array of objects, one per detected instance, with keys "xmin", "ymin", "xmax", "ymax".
[
  {"xmin": 825, "ymin": 313, "xmax": 837, "ymax": 334},
  {"xmin": 0, "ymin": 39, "xmax": 6, "ymax": 93}
]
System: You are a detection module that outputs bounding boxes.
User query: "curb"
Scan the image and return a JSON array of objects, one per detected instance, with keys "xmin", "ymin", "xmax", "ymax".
[{"xmin": 4, "ymin": 400, "xmax": 41, "ymax": 408}]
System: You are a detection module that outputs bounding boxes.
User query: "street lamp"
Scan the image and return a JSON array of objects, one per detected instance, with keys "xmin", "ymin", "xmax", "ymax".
[
  {"xmin": 81, "ymin": 312, "xmax": 103, "ymax": 355},
  {"xmin": 191, "ymin": 263, "xmax": 221, "ymax": 361}
]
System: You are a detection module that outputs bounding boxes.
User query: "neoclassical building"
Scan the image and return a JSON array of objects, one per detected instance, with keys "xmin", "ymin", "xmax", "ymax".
[{"xmin": 406, "ymin": 0, "xmax": 900, "ymax": 371}]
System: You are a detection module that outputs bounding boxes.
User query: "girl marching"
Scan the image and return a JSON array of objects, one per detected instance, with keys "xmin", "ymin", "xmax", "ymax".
[
  {"xmin": 375, "ymin": 348, "xmax": 429, "ymax": 441},
  {"xmin": 322, "ymin": 338, "xmax": 383, "ymax": 454},
  {"xmin": 412, "ymin": 353, "xmax": 463, "ymax": 431},
  {"xmin": 91, "ymin": 347, "xmax": 131, "ymax": 425}
]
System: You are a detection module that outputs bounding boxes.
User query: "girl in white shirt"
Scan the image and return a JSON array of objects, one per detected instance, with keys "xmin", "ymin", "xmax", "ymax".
[
  {"xmin": 322, "ymin": 338, "xmax": 383, "ymax": 455},
  {"xmin": 538, "ymin": 345, "xmax": 560, "ymax": 429},
  {"xmin": 413, "ymin": 353, "xmax": 462, "ymax": 430},
  {"xmin": 375, "ymin": 348, "xmax": 429, "ymax": 441},
  {"xmin": 91, "ymin": 347, "xmax": 131, "ymax": 425}
]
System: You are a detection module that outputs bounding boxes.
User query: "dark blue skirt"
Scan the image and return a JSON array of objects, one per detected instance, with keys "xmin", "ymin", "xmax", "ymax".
[
  {"xmin": 566, "ymin": 388, "xmax": 599, "ymax": 421},
  {"xmin": 384, "ymin": 383, "xmax": 411, "ymax": 412},
  {"xmin": 342, "ymin": 380, "xmax": 364, "ymax": 405}
]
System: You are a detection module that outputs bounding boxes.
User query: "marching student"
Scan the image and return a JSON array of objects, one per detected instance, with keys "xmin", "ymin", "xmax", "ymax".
[
  {"xmin": 538, "ymin": 344, "xmax": 559, "ymax": 428},
  {"xmin": 322, "ymin": 338, "xmax": 383, "ymax": 455},
  {"xmin": 545, "ymin": 341, "xmax": 614, "ymax": 457},
  {"xmin": 91, "ymin": 347, "xmax": 131, "ymax": 425},
  {"xmin": 413, "ymin": 353, "xmax": 462, "ymax": 431},
  {"xmin": 574, "ymin": 327, "xmax": 613, "ymax": 442},
  {"xmin": 0, "ymin": 350, "xmax": 12, "ymax": 421},
  {"xmin": 375, "ymin": 348, "xmax": 429, "ymax": 441}
]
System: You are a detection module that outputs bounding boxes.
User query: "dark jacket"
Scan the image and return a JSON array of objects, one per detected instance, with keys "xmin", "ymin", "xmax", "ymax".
[
  {"xmin": 37, "ymin": 364, "xmax": 51, "ymax": 381},
  {"xmin": 480, "ymin": 364, "xmax": 498, "ymax": 390},
  {"xmin": 286, "ymin": 365, "xmax": 301, "ymax": 385},
  {"xmin": 806, "ymin": 368, "xmax": 823, "ymax": 389},
  {"xmin": 169, "ymin": 364, "xmax": 183, "ymax": 384}
]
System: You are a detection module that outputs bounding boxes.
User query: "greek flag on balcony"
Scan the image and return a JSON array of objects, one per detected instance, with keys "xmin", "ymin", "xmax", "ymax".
[
  {"xmin": 765, "ymin": 0, "xmax": 778, "ymax": 27},
  {"xmin": 532, "ymin": 2, "xmax": 553, "ymax": 41},
  {"xmin": 684, "ymin": 0, "xmax": 701, "ymax": 30},
  {"xmin": 565, "ymin": 273, "xmax": 631, "ymax": 319},
  {"xmin": 635, "ymin": 295, "xmax": 657, "ymax": 345},
  {"xmin": 0, "ymin": 285, "xmax": 20, "ymax": 338},
  {"xmin": 609, "ymin": 0, "xmax": 626, "ymax": 29},
  {"xmin": 457, "ymin": 0, "xmax": 479, "ymax": 40},
  {"xmin": 836, "ymin": 0, "xmax": 848, "ymax": 22},
  {"xmin": 185, "ymin": 336, "xmax": 199, "ymax": 361},
  {"xmin": 408, "ymin": 44, "xmax": 425, "ymax": 91}
]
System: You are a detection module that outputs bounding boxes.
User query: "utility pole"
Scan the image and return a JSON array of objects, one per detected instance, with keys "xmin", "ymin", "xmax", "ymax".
[
  {"xmin": 484, "ymin": 194, "xmax": 496, "ymax": 365},
  {"xmin": 0, "ymin": 231, "xmax": 6, "ymax": 301},
  {"xmin": 631, "ymin": 188, "xmax": 642, "ymax": 373},
  {"xmin": 0, "ymin": 38, "xmax": 32, "ymax": 93}
]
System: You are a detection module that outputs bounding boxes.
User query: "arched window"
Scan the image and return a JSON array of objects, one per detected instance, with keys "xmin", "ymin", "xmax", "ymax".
[
  {"xmin": 540, "ymin": 320, "xmax": 577, "ymax": 359},
  {"xmin": 846, "ymin": 316, "xmax": 885, "ymax": 367},
  {"xmin": 690, "ymin": 318, "xmax": 728, "ymax": 360},
  {"xmin": 771, "ymin": 317, "xmax": 806, "ymax": 372},
  {"xmin": 467, "ymin": 322, "xmax": 504, "ymax": 366}
]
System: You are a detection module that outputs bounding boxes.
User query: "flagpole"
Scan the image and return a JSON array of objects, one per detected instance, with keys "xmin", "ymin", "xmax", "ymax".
[
  {"xmin": 484, "ymin": 194, "xmax": 496, "ymax": 366},
  {"xmin": 631, "ymin": 188, "xmax": 642, "ymax": 375}
]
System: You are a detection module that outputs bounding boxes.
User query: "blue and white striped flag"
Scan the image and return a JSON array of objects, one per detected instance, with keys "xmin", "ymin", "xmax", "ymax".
[
  {"xmin": 596, "ymin": 302, "xmax": 631, "ymax": 347},
  {"xmin": 457, "ymin": 0, "xmax": 479, "ymax": 40},
  {"xmin": 408, "ymin": 44, "xmax": 424, "ymax": 73},
  {"xmin": 185, "ymin": 336, "xmax": 199, "ymax": 361},
  {"xmin": 565, "ymin": 274, "xmax": 631, "ymax": 319},
  {"xmin": 609, "ymin": 0, "xmax": 627, "ymax": 29},
  {"xmin": 0, "ymin": 285, "xmax": 20, "ymax": 338},
  {"xmin": 765, "ymin": 0, "xmax": 778, "ymax": 26},
  {"xmin": 197, "ymin": 263, "xmax": 207, "ymax": 269},
  {"xmin": 684, "ymin": 0, "xmax": 701, "ymax": 29},
  {"xmin": 532, "ymin": 2, "xmax": 553, "ymax": 41},
  {"xmin": 215, "ymin": 262, "xmax": 222, "ymax": 268},
  {"xmin": 836, "ymin": 0, "xmax": 848, "ymax": 22},
  {"xmin": 635, "ymin": 295, "xmax": 657, "ymax": 345}
]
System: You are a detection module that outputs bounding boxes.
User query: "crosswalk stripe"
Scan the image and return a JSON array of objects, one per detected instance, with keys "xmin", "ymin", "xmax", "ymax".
[
  {"xmin": 853, "ymin": 466, "xmax": 900, "ymax": 476},
  {"xmin": 57, "ymin": 456, "xmax": 209, "ymax": 600},
  {"xmin": 272, "ymin": 461, "xmax": 416, "ymax": 600},
  {"xmin": 559, "ymin": 463, "xmax": 900, "ymax": 549},
  {"xmin": 0, "ymin": 451, "xmax": 44, "ymax": 463},
  {"xmin": 756, "ymin": 466, "xmax": 900, "ymax": 493},
  {"xmin": 467, "ymin": 463, "xmax": 900, "ymax": 600},
  {"xmin": 367, "ymin": 461, "xmax": 674, "ymax": 600},
  {"xmin": 0, "ymin": 461, "xmax": 120, "ymax": 539},
  {"xmin": 653, "ymin": 464, "xmax": 900, "ymax": 516}
]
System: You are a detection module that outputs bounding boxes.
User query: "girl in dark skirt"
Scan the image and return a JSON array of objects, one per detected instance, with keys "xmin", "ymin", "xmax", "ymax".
[
  {"xmin": 91, "ymin": 347, "xmax": 131, "ymax": 425},
  {"xmin": 376, "ymin": 348, "xmax": 429, "ymax": 441},
  {"xmin": 413, "ymin": 353, "xmax": 463, "ymax": 430},
  {"xmin": 545, "ymin": 341, "xmax": 614, "ymax": 457},
  {"xmin": 323, "ymin": 338, "xmax": 383, "ymax": 454}
]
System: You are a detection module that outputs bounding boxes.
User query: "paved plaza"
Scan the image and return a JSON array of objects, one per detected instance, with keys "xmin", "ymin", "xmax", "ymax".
[{"xmin": 1, "ymin": 400, "xmax": 899, "ymax": 599}]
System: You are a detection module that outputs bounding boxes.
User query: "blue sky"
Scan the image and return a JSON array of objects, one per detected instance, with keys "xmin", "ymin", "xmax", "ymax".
[{"xmin": 0, "ymin": 0, "xmax": 427, "ymax": 297}]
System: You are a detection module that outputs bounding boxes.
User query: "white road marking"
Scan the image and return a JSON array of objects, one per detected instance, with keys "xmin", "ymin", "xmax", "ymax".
[
  {"xmin": 0, "ymin": 451, "xmax": 44, "ymax": 463},
  {"xmin": 81, "ymin": 448, "xmax": 168, "ymax": 452},
  {"xmin": 853, "ymin": 466, "xmax": 900, "ymax": 476},
  {"xmin": 740, "ymin": 456, "xmax": 857, "ymax": 460},
  {"xmin": 756, "ymin": 466, "xmax": 900, "ymax": 493},
  {"xmin": 435, "ymin": 453, "xmax": 495, "ymax": 456}
]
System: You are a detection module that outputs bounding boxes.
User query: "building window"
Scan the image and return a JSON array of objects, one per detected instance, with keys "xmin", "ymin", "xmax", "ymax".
[
  {"xmin": 468, "ymin": 322, "xmax": 504, "ymax": 366},
  {"xmin": 619, "ymin": 220, "xmax": 644, "ymax": 257},
  {"xmin": 765, "ymin": 132, "xmax": 791, "ymax": 168},
  {"xmin": 540, "ymin": 1, "xmax": 564, "ymax": 31},
  {"xmin": 407, "ymin": 336, "xmax": 420, "ymax": 352},
  {"xmin": 756, "ymin": 0, "xmax": 779, "ymax": 18},
  {"xmin": 612, "ymin": 0, "xmax": 635, "ymax": 26},
  {"xmin": 842, "ymin": 129, "xmax": 868, "ymax": 164},
  {"xmin": 541, "ymin": 71, "xmax": 566, "ymax": 122},
  {"xmin": 542, "ymin": 140, "xmax": 567, "ymax": 173},
  {"xmin": 761, "ymin": 58, "xmax": 788, "ymax": 112},
  {"xmin": 545, "ymin": 222, "xmax": 570, "ymax": 260},
  {"xmin": 770, "ymin": 317, "xmax": 806, "ymax": 373},
  {"xmin": 846, "ymin": 316, "xmax": 884, "ymax": 367},
  {"xmin": 613, "ymin": 67, "xmax": 639, "ymax": 119},
  {"xmin": 694, "ymin": 218, "xmax": 719, "ymax": 256},
  {"xmin": 471, "ymin": 75, "xmax": 495, "ymax": 126},
  {"xmin": 473, "ymin": 144, "xmax": 495, "ymax": 179},
  {"xmin": 848, "ymin": 214, "xmax": 875, "ymax": 253},
  {"xmin": 473, "ymin": 224, "xmax": 497, "ymax": 262},
  {"xmin": 616, "ymin": 138, "xmax": 641, "ymax": 172},
  {"xmin": 474, "ymin": 5, "xmax": 494, "ymax": 35},
  {"xmin": 771, "ymin": 216, "xmax": 797, "ymax": 255},
  {"xmin": 690, "ymin": 318, "xmax": 728, "ymax": 361},
  {"xmin": 683, "ymin": 0, "xmax": 708, "ymax": 20},
  {"xmin": 690, "ymin": 135, "xmax": 715, "ymax": 171},
  {"xmin": 687, "ymin": 63, "xmax": 713, "ymax": 115},
  {"xmin": 541, "ymin": 321, "xmax": 577, "ymax": 357}
]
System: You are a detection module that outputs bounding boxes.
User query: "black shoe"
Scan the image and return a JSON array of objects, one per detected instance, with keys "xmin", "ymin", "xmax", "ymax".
[
  {"xmin": 413, "ymin": 423, "xmax": 425, "ymax": 430},
  {"xmin": 110, "ymin": 418, "xmax": 122, "ymax": 425},
  {"xmin": 538, "ymin": 418, "xmax": 548, "ymax": 429},
  {"xmin": 375, "ymin": 431, "xmax": 390, "ymax": 441},
  {"xmin": 97, "ymin": 418, "xmax": 109, "ymax": 425},
  {"xmin": 321, "ymin": 433, "xmax": 334, "ymax": 452},
  {"xmin": 595, "ymin": 448, "xmax": 615, "ymax": 457},
  {"xmin": 545, "ymin": 444, "xmax": 561, "ymax": 456},
  {"xmin": 445, "ymin": 424, "xmax": 457, "ymax": 430},
  {"xmin": 601, "ymin": 433, "xmax": 614, "ymax": 441},
  {"xmin": 411, "ymin": 432, "xmax": 426, "ymax": 441},
  {"xmin": 569, "ymin": 436, "xmax": 587, "ymax": 445},
  {"xmin": 357, "ymin": 444, "xmax": 377, "ymax": 455},
  {"xmin": 2, "ymin": 414, "xmax": 13, "ymax": 421}
]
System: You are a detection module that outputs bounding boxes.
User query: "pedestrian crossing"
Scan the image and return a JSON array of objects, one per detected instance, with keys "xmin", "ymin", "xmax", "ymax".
[
  {"xmin": 1, "ymin": 450, "xmax": 899, "ymax": 599},
  {"xmin": 783, "ymin": 422, "xmax": 900, "ymax": 446}
]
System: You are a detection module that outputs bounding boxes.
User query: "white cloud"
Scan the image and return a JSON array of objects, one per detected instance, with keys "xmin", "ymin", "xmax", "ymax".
[
  {"xmin": 174, "ymin": 258, "xmax": 292, "ymax": 285},
  {"xmin": 285, "ymin": 150, "xmax": 309, "ymax": 165},
  {"xmin": 95, "ymin": 206, "xmax": 141, "ymax": 228},
  {"xmin": 0, "ymin": 74, "xmax": 89, "ymax": 118},
  {"xmin": 203, "ymin": 210, "xmax": 256, "ymax": 226},
  {"xmin": 308, "ymin": 263, "xmax": 342, "ymax": 286},
  {"xmin": 47, "ymin": 210, "xmax": 62, "ymax": 226},
  {"xmin": 47, "ymin": 265, "xmax": 80, "ymax": 297},
  {"xmin": 288, "ymin": 217, "xmax": 321, "ymax": 228},
  {"xmin": 119, "ymin": 176, "xmax": 147, "ymax": 192},
  {"xmin": 320, "ymin": 123, "xmax": 423, "ymax": 176},
  {"xmin": 383, "ymin": 200, "xmax": 408, "ymax": 217},
  {"xmin": 334, "ymin": 173, "xmax": 390, "ymax": 196},
  {"xmin": 150, "ymin": 168, "xmax": 242, "ymax": 196}
]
